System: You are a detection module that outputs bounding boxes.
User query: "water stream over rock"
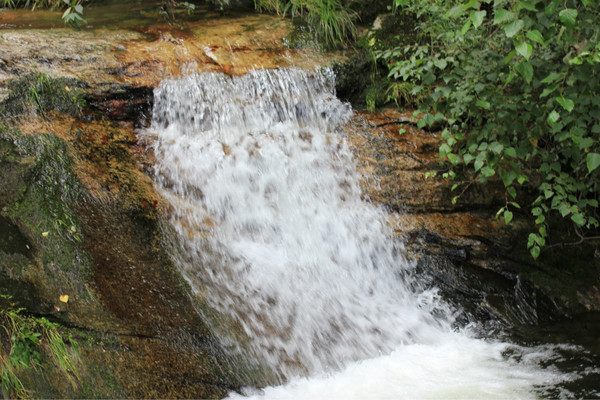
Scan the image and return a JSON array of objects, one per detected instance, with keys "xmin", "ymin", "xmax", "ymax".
[{"xmin": 146, "ymin": 68, "xmax": 594, "ymax": 398}]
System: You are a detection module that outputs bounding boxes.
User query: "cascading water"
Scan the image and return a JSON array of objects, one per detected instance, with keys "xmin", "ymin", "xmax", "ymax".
[{"xmin": 147, "ymin": 67, "xmax": 581, "ymax": 398}]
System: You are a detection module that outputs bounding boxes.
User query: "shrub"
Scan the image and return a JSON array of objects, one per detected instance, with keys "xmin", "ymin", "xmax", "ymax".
[{"xmin": 376, "ymin": 0, "xmax": 600, "ymax": 258}]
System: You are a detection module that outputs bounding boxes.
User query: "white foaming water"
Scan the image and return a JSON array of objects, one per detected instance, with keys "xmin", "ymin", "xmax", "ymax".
[{"xmin": 148, "ymin": 68, "xmax": 573, "ymax": 397}]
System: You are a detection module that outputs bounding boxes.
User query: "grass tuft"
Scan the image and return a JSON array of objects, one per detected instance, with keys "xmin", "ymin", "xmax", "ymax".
[
  {"xmin": 1, "ymin": 73, "xmax": 86, "ymax": 119},
  {"xmin": 255, "ymin": 0, "xmax": 357, "ymax": 47},
  {"xmin": 0, "ymin": 295, "xmax": 81, "ymax": 398}
]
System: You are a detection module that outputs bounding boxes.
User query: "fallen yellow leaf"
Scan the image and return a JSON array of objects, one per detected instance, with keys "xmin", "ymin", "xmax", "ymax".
[
  {"xmin": 42, "ymin": 231, "xmax": 49, "ymax": 237},
  {"xmin": 59, "ymin": 295, "xmax": 69, "ymax": 303}
]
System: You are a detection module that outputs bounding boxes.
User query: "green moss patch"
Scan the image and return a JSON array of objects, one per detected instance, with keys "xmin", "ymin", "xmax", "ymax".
[{"xmin": 1, "ymin": 73, "xmax": 86, "ymax": 119}]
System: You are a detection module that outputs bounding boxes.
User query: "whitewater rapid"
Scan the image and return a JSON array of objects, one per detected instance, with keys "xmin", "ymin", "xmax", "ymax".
[{"xmin": 147, "ymin": 67, "xmax": 579, "ymax": 398}]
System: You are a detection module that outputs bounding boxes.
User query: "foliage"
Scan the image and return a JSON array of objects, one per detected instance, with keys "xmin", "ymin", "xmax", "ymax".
[
  {"xmin": 254, "ymin": 0, "xmax": 357, "ymax": 47},
  {"xmin": 375, "ymin": 0, "xmax": 600, "ymax": 258},
  {"xmin": 1, "ymin": 0, "xmax": 64, "ymax": 10},
  {"xmin": 61, "ymin": 0, "xmax": 87, "ymax": 28},
  {"xmin": 1, "ymin": 73, "xmax": 85, "ymax": 119},
  {"xmin": 0, "ymin": 0, "xmax": 88, "ymax": 27},
  {"xmin": 0, "ymin": 295, "xmax": 79, "ymax": 398}
]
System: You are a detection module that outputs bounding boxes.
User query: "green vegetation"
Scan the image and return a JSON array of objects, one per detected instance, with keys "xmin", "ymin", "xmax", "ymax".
[
  {"xmin": 1, "ymin": 0, "xmax": 64, "ymax": 10},
  {"xmin": 369, "ymin": 0, "xmax": 600, "ymax": 258},
  {"xmin": 0, "ymin": 296, "xmax": 80, "ymax": 399},
  {"xmin": 1, "ymin": 73, "xmax": 85, "ymax": 119},
  {"xmin": 0, "ymin": 0, "xmax": 87, "ymax": 27},
  {"xmin": 254, "ymin": 0, "xmax": 357, "ymax": 47}
]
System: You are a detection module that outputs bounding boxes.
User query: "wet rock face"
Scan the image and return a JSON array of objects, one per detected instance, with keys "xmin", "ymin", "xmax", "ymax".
[
  {"xmin": 0, "ymin": 125, "xmax": 257, "ymax": 397},
  {"xmin": 1, "ymin": 7, "xmax": 340, "ymax": 396},
  {"xmin": 346, "ymin": 110, "xmax": 600, "ymax": 345}
]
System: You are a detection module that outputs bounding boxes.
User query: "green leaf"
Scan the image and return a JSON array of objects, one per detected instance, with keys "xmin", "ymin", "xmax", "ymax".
[
  {"xmin": 493, "ymin": 8, "xmax": 515, "ymax": 25},
  {"xmin": 541, "ymin": 72, "xmax": 562, "ymax": 83},
  {"xmin": 504, "ymin": 19, "xmax": 524, "ymax": 38},
  {"xmin": 423, "ymin": 72, "xmax": 436, "ymax": 85},
  {"xmin": 558, "ymin": 201, "xmax": 571, "ymax": 218},
  {"xmin": 489, "ymin": 142, "xmax": 503, "ymax": 154},
  {"xmin": 526, "ymin": 30, "xmax": 544, "ymax": 46},
  {"xmin": 461, "ymin": 20, "xmax": 472, "ymax": 35},
  {"xmin": 559, "ymin": 8, "xmax": 578, "ymax": 27},
  {"xmin": 515, "ymin": 61, "xmax": 533, "ymax": 84},
  {"xmin": 448, "ymin": 5, "xmax": 465, "ymax": 17},
  {"xmin": 476, "ymin": 99, "xmax": 491, "ymax": 109},
  {"xmin": 530, "ymin": 245, "xmax": 540, "ymax": 259},
  {"xmin": 517, "ymin": 0, "xmax": 536, "ymax": 11},
  {"xmin": 74, "ymin": 4, "xmax": 83, "ymax": 13},
  {"xmin": 555, "ymin": 97, "xmax": 574, "ymax": 112},
  {"xmin": 547, "ymin": 110, "xmax": 560, "ymax": 124},
  {"xmin": 571, "ymin": 213, "xmax": 585, "ymax": 226},
  {"xmin": 586, "ymin": 153, "xmax": 600, "ymax": 173},
  {"xmin": 504, "ymin": 147, "xmax": 517, "ymax": 158},
  {"xmin": 540, "ymin": 84, "xmax": 559, "ymax": 98},
  {"xmin": 515, "ymin": 41, "xmax": 533, "ymax": 60},
  {"xmin": 481, "ymin": 166, "xmax": 495, "ymax": 177},
  {"xmin": 470, "ymin": 10, "xmax": 486, "ymax": 28},
  {"xmin": 433, "ymin": 58, "xmax": 448, "ymax": 70},
  {"xmin": 504, "ymin": 210, "xmax": 513, "ymax": 224},
  {"xmin": 545, "ymin": 0, "xmax": 559, "ymax": 15}
]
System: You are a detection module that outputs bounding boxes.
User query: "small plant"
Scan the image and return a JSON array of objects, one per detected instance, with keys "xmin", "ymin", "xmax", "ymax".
[
  {"xmin": 61, "ymin": 0, "xmax": 86, "ymax": 29},
  {"xmin": 385, "ymin": 81, "xmax": 423, "ymax": 108},
  {"xmin": 0, "ymin": 295, "xmax": 80, "ymax": 398}
]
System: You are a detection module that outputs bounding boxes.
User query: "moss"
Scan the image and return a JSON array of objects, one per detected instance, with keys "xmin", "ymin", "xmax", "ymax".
[
  {"xmin": 0, "ymin": 73, "xmax": 86, "ymax": 119},
  {"xmin": 0, "ymin": 131, "xmax": 92, "ymax": 292}
]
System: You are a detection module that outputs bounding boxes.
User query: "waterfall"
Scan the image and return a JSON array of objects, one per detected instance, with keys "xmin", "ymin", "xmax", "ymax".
[{"xmin": 147, "ymin": 68, "xmax": 578, "ymax": 398}]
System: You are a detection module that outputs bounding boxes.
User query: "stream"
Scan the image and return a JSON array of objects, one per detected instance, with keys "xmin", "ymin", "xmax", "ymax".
[
  {"xmin": 146, "ymin": 67, "xmax": 598, "ymax": 398},
  {"xmin": 1, "ymin": 1, "xmax": 598, "ymax": 397}
]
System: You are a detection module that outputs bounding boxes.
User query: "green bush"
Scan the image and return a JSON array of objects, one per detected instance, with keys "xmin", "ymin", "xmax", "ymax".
[{"xmin": 376, "ymin": 0, "xmax": 600, "ymax": 258}]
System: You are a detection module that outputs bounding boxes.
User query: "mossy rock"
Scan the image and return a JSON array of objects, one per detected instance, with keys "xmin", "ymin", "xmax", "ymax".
[
  {"xmin": 0, "ymin": 126, "xmax": 265, "ymax": 397},
  {"xmin": 0, "ymin": 130, "xmax": 95, "ymax": 318},
  {"xmin": 1, "ymin": 73, "xmax": 86, "ymax": 119}
]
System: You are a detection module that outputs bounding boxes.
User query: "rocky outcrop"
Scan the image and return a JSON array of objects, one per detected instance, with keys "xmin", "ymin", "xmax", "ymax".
[
  {"xmin": 346, "ymin": 109, "xmax": 600, "ymax": 348},
  {"xmin": 1, "ymin": 3, "xmax": 598, "ymax": 396},
  {"xmin": 0, "ymin": 5, "xmax": 337, "ymax": 397}
]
